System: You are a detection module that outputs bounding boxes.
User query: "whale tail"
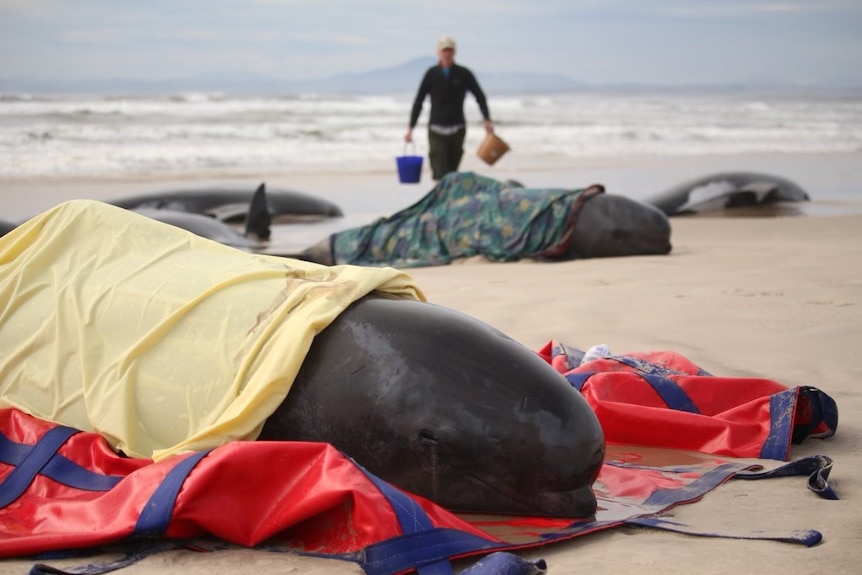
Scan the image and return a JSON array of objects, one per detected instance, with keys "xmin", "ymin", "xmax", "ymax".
[{"xmin": 245, "ymin": 183, "xmax": 272, "ymax": 241}]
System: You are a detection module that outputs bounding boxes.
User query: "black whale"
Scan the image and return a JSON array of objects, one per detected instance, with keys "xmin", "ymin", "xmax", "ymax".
[{"xmin": 260, "ymin": 296, "xmax": 605, "ymax": 517}]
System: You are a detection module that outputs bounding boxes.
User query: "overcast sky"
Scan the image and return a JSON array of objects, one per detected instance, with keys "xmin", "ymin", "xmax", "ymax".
[{"xmin": 1, "ymin": 0, "xmax": 861, "ymax": 87}]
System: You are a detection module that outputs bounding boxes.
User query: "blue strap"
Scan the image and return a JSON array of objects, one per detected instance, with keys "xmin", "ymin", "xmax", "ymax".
[
  {"xmin": 0, "ymin": 425, "xmax": 78, "ymax": 509},
  {"xmin": 363, "ymin": 528, "xmax": 504, "ymax": 575},
  {"xmin": 792, "ymin": 386, "xmax": 838, "ymax": 442},
  {"xmin": 356, "ymin": 460, "xmax": 507, "ymax": 575},
  {"xmin": 29, "ymin": 541, "xmax": 186, "ymax": 575},
  {"xmin": 565, "ymin": 371, "xmax": 592, "ymax": 391},
  {"xmin": 357, "ymin": 466, "xmax": 458, "ymax": 575},
  {"xmin": 457, "ymin": 551, "xmax": 547, "ymax": 574},
  {"xmin": 361, "ymin": 467, "xmax": 435, "ymax": 533},
  {"xmin": 133, "ymin": 449, "xmax": 211, "ymax": 537},
  {"xmin": 638, "ymin": 373, "xmax": 700, "ymax": 413},
  {"xmin": 0, "ymin": 430, "xmax": 123, "ymax": 492},
  {"xmin": 642, "ymin": 462, "xmax": 744, "ymax": 507},
  {"xmin": 627, "ymin": 516, "xmax": 823, "ymax": 547},
  {"xmin": 734, "ymin": 455, "xmax": 839, "ymax": 500},
  {"xmin": 609, "ymin": 356, "xmax": 701, "ymax": 413},
  {"xmin": 565, "ymin": 370, "xmax": 699, "ymax": 413},
  {"xmin": 760, "ymin": 389, "xmax": 797, "ymax": 459}
]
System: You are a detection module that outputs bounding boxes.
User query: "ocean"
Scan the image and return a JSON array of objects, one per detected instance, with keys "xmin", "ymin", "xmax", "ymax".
[{"xmin": 2, "ymin": 89, "xmax": 861, "ymax": 180}]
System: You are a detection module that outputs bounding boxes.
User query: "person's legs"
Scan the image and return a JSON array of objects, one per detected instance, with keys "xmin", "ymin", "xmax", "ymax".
[
  {"xmin": 448, "ymin": 129, "xmax": 466, "ymax": 175},
  {"xmin": 428, "ymin": 129, "xmax": 466, "ymax": 180},
  {"xmin": 428, "ymin": 130, "xmax": 447, "ymax": 180}
]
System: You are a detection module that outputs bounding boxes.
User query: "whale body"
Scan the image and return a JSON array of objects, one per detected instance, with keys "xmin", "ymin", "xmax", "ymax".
[
  {"xmin": 645, "ymin": 172, "xmax": 810, "ymax": 215},
  {"xmin": 260, "ymin": 296, "xmax": 605, "ymax": 517}
]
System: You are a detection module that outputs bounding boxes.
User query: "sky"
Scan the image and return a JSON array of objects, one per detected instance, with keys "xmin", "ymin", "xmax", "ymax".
[{"xmin": 1, "ymin": 0, "xmax": 861, "ymax": 88}]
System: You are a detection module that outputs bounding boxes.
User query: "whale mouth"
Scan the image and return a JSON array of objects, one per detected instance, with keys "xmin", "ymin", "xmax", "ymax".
[{"xmin": 460, "ymin": 472, "xmax": 597, "ymax": 518}]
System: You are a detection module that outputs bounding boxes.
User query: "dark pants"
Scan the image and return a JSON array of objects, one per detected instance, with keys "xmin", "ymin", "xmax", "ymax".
[{"xmin": 428, "ymin": 128, "xmax": 466, "ymax": 181}]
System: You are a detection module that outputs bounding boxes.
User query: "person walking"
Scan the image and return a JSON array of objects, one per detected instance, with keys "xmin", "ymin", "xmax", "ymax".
[{"xmin": 405, "ymin": 35, "xmax": 494, "ymax": 181}]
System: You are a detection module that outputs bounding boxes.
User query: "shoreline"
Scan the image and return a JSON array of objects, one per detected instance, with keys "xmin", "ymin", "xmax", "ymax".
[
  {"xmin": 1, "ymin": 151, "xmax": 860, "ymax": 224},
  {"xmin": 2, "ymin": 150, "xmax": 859, "ymax": 185}
]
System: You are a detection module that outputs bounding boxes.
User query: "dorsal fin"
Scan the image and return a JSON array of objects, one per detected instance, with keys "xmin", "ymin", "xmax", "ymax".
[{"xmin": 245, "ymin": 183, "xmax": 272, "ymax": 241}]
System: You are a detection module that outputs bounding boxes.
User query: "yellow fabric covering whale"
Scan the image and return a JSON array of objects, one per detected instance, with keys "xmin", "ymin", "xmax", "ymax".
[{"xmin": 0, "ymin": 200, "xmax": 423, "ymax": 460}]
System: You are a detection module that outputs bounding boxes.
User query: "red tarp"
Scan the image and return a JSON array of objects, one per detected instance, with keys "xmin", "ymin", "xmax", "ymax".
[{"xmin": 0, "ymin": 346, "xmax": 838, "ymax": 575}]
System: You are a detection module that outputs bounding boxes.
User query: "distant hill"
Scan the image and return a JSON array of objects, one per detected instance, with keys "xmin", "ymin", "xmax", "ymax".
[
  {"xmin": 0, "ymin": 57, "xmax": 587, "ymax": 95},
  {"xmin": 291, "ymin": 57, "xmax": 437, "ymax": 94},
  {"xmin": 290, "ymin": 57, "xmax": 587, "ymax": 94},
  {"xmin": 2, "ymin": 58, "xmax": 857, "ymax": 96}
]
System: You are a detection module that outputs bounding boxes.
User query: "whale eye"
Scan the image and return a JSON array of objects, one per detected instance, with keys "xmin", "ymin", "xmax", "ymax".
[{"xmin": 418, "ymin": 429, "xmax": 439, "ymax": 445}]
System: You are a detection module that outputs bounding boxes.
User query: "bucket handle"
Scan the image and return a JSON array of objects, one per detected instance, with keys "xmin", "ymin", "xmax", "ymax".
[{"xmin": 403, "ymin": 142, "xmax": 417, "ymax": 156}]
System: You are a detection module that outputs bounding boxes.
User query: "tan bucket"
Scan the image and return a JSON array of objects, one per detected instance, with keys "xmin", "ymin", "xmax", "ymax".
[{"xmin": 477, "ymin": 133, "xmax": 510, "ymax": 165}]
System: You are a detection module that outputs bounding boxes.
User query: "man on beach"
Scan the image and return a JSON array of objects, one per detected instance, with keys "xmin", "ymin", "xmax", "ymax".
[{"xmin": 405, "ymin": 35, "xmax": 494, "ymax": 181}]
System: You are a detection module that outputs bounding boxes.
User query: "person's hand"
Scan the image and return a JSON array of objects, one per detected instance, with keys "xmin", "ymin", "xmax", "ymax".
[
  {"xmin": 404, "ymin": 128, "xmax": 413, "ymax": 143},
  {"xmin": 484, "ymin": 119, "xmax": 494, "ymax": 134}
]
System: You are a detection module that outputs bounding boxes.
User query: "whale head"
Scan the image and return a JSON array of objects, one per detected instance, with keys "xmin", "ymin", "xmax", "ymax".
[
  {"xmin": 570, "ymin": 193, "xmax": 672, "ymax": 258},
  {"xmin": 260, "ymin": 296, "xmax": 605, "ymax": 517}
]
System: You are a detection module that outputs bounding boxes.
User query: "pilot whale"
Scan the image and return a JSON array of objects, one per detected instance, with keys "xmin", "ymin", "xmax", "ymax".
[
  {"xmin": 0, "ymin": 184, "xmax": 275, "ymax": 247},
  {"xmin": 298, "ymin": 188, "xmax": 672, "ymax": 266},
  {"xmin": 0, "ymin": 200, "xmax": 605, "ymax": 517},
  {"xmin": 566, "ymin": 191, "xmax": 672, "ymax": 259},
  {"xmin": 260, "ymin": 295, "xmax": 606, "ymax": 517},
  {"xmin": 645, "ymin": 172, "xmax": 810, "ymax": 216},
  {"xmin": 0, "ymin": 210, "xmax": 269, "ymax": 251},
  {"xmin": 110, "ymin": 182, "xmax": 343, "ymax": 222},
  {"xmin": 0, "ymin": 219, "xmax": 16, "ymax": 238}
]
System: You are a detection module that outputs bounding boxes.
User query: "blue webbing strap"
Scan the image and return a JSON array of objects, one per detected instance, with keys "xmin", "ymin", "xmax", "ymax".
[
  {"xmin": 760, "ymin": 388, "xmax": 797, "ymax": 460},
  {"xmin": 22, "ymin": 444, "xmax": 212, "ymax": 574},
  {"xmin": 565, "ymin": 371, "xmax": 592, "ymax": 391},
  {"xmin": 29, "ymin": 541, "xmax": 186, "ymax": 575},
  {"xmin": 637, "ymin": 373, "xmax": 700, "ymax": 413},
  {"xmin": 733, "ymin": 454, "xmax": 839, "ymax": 500},
  {"xmin": 626, "ymin": 516, "xmax": 823, "ymax": 547},
  {"xmin": 610, "ymin": 356, "xmax": 701, "ymax": 413},
  {"xmin": 363, "ymin": 528, "xmax": 506, "ymax": 575},
  {"xmin": 0, "ymin": 430, "xmax": 123, "ymax": 492},
  {"xmin": 641, "ymin": 462, "xmax": 745, "ymax": 507},
  {"xmin": 0, "ymin": 425, "xmax": 78, "ymax": 509},
  {"xmin": 793, "ymin": 386, "xmax": 839, "ymax": 442},
  {"xmin": 133, "ymin": 449, "xmax": 212, "ymax": 538},
  {"xmin": 616, "ymin": 458, "xmax": 829, "ymax": 546},
  {"xmin": 758, "ymin": 386, "xmax": 839, "ymax": 461},
  {"xmin": 458, "ymin": 551, "xmax": 548, "ymax": 575},
  {"xmin": 564, "ymin": 368, "xmax": 700, "ymax": 413},
  {"xmin": 356, "ymin": 463, "xmax": 504, "ymax": 575}
]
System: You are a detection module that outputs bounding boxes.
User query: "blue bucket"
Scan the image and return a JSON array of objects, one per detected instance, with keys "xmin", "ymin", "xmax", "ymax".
[{"xmin": 396, "ymin": 144, "xmax": 423, "ymax": 184}]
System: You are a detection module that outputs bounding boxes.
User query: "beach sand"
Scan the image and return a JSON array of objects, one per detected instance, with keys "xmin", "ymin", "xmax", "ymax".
[{"xmin": 1, "ymin": 154, "xmax": 861, "ymax": 574}]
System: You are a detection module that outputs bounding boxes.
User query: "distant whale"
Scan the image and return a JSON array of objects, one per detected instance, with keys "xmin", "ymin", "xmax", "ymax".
[
  {"xmin": 0, "ymin": 211, "xmax": 265, "ymax": 248},
  {"xmin": 135, "ymin": 181, "xmax": 272, "ymax": 246},
  {"xmin": 110, "ymin": 182, "xmax": 343, "ymax": 223},
  {"xmin": 566, "ymin": 191, "xmax": 672, "ymax": 259},
  {"xmin": 0, "ymin": 220, "xmax": 16, "ymax": 238},
  {"xmin": 645, "ymin": 172, "xmax": 810, "ymax": 216},
  {"xmin": 259, "ymin": 295, "xmax": 606, "ymax": 517},
  {"xmin": 132, "ymin": 209, "xmax": 264, "ymax": 250},
  {"xmin": 298, "ymin": 177, "xmax": 672, "ymax": 267},
  {"xmin": 2, "ymin": 184, "xmax": 276, "ymax": 249}
]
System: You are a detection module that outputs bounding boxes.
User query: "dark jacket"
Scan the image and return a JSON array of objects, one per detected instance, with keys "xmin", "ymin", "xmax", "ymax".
[{"xmin": 409, "ymin": 63, "xmax": 491, "ymax": 128}]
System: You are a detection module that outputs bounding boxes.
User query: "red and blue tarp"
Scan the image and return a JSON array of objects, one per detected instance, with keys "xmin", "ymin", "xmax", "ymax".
[
  {"xmin": 0, "ymin": 346, "xmax": 839, "ymax": 575},
  {"xmin": 540, "ymin": 342, "xmax": 838, "ymax": 460}
]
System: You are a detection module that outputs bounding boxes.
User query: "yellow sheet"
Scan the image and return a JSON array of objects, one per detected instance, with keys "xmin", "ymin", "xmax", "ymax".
[{"xmin": 0, "ymin": 200, "xmax": 424, "ymax": 460}]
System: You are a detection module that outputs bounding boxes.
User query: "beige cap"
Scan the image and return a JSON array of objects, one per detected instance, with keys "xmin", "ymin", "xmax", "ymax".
[{"xmin": 437, "ymin": 35, "xmax": 456, "ymax": 51}]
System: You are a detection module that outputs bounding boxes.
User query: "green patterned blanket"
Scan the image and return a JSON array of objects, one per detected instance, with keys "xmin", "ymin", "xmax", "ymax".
[{"xmin": 332, "ymin": 172, "xmax": 597, "ymax": 267}]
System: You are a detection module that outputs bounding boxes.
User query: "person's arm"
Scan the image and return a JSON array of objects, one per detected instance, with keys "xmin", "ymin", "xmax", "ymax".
[
  {"xmin": 465, "ymin": 69, "xmax": 494, "ymax": 135},
  {"xmin": 406, "ymin": 69, "xmax": 433, "ymax": 142}
]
